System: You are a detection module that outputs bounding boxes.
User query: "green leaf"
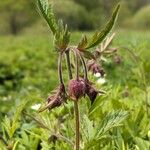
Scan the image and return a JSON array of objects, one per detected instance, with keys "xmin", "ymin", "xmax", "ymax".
[
  {"xmin": 62, "ymin": 24, "xmax": 71, "ymax": 49},
  {"xmin": 38, "ymin": 0, "xmax": 70, "ymax": 51},
  {"xmin": 77, "ymin": 35, "xmax": 88, "ymax": 50},
  {"xmin": 19, "ymin": 130, "xmax": 40, "ymax": 149},
  {"xmin": 38, "ymin": 0, "xmax": 57, "ymax": 34},
  {"xmin": 82, "ymin": 115, "xmax": 95, "ymax": 141},
  {"xmin": 135, "ymin": 137, "xmax": 150, "ymax": 150},
  {"xmin": 85, "ymin": 4, "xmax": 120, "ymax": 49},
  {"xmin": 2, "ymin": 101, "xmax": 27, "ymax": 138},
  {"xmin": 12, "ymin": 140, "xmax": 19, "ymax": 150},
  {"xmin": 96, "ymin": 110, "xmax": 128, "ymax": 138},
  {"xmin": 54, "ymin": 20, "xmax": 70, "ymax": 51}
]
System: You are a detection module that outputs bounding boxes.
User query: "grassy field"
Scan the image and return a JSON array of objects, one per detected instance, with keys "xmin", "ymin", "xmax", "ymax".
[{"xmin": 0, "ymin": 30, "xmax": 150, "ymax": 149}]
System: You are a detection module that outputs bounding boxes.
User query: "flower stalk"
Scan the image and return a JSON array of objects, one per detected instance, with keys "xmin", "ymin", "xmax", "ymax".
[
  {"xmin": 65, "ymin": 49, "xmax": 81, "ymax": 150},
  {"xmin": 65, "ymin": 49, "xmax": 73, "ymax": 79},
  {"xmin": 78, "ymin": 51, "xmax": 88, "ymax": 81},
  {"xmin": 74, "ymin": 101, "xmax": 80, "ymax": 150},
  {"xmin": 75, "ymin": 50, "xmax": 79, "ymax": 81},
  {"xmin": 58, "ymin": 52, "xmax": 63, "ymax": 84}
]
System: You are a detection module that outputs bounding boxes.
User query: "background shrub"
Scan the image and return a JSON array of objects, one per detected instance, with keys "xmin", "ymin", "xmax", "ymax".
[
  {"xmin": 52, "ymin": 0, "xmax": 92, "ymax": 30},
  {"xmin": 132, "ymin": 5, "xmax": 150, "ymax": 29}
]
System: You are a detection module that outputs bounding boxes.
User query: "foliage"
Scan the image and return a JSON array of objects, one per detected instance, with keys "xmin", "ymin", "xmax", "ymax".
[
  {"xmin": 52, "ymin": 0, "xmax": 92, "ymax": 30},
  {"xmin": 37, "ymin": 2, "xmax": 125, "ymax": 150},
  {"xmin": 0, "ymin": 30, "xmax": 150, "ymax": 149},
  {"xmin": 0, "ymin": 2, "xmax": 150, "ymax": 147},
  {"xmin": 0, "ymin": 0, "xmax": 150, "ymax": 35},
  {"xmin": 0, "ymin": 0, "xmax": 36, "ymax": 34},
  {"xmin": 85, "ymin": 4, "xmax": 120, "ymax": 49},
  {"xmin": 37, "ymin": 0, "xmax": 57, "ymax": 34},
  {"xmin": 132, "ymin": 5, "xmax": 150, "ymax": 29}
]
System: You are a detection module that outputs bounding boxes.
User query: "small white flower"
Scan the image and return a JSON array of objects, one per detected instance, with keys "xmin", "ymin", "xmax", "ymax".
[
  {"xmin": 31, "ymin": 103, "xmax": 41, "ymax": 110},
  {"xmin": 94, "ymin": 72, "xmax": 101, "ymax": 78},
  {"xmin": 97, "ymin": 78, "xmax": 106, "ymax": 84}
]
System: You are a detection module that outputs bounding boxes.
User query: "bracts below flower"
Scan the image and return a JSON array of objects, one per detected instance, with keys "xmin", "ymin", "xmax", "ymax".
[
  {"xmin": 84, "ymin": 80, "xmax": 106, "ymax": 104},
  {"xmin": 39, "ymin": 83, "xmax": 67, "ymax": 112}
]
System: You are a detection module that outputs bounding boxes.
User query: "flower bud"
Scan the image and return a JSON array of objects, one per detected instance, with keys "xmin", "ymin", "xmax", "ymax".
[
  {"xmin": 47, "ymin": 96, "xmax": 62, "ymax": 110},
  {"xmin": 68, "ymin": 79, "xmax": 85, "ymax": 100},
  {"xmin": 114, "ymin": 55, "xmax": 122, "ymax": 64},
  {"xmin": 39, "ymin": 84, "xmax": 67, "ymax": 112},
  {"xmin": 85, "ymin": 81, "xmax": 99, "ymax": 104},
  {"xmin": 88, "ymin": 61, "xmax": 105, "ymax": 77}
]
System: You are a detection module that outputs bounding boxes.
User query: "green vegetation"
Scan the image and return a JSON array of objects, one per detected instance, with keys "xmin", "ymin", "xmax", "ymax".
[
  {"xmin": 0, "ymin": 0, "xmax": 150, "ymax": 149},
  {"xmin": 0, "ymin": 29, "xmax": 150, "ymax": 149},
  {"xmin": 0, "ymin": 0, "xmax": 149, "ymax": 34},
  {"xmin": 132, "ymin": 5, "xmax": 150, "ymax": 29},
  {"xmin": 0, "ymin": 0, "xmax": 36, "ymax": 34}
]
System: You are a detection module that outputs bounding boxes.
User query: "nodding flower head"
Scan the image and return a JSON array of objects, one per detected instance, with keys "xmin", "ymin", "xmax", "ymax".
[
  {"xmin": 47, "ymin": 96, "xmax": 63, "ymax": 110},
  {"xmin": 114, "ymin": 55, "xmax": 122, "ymax": 64},
  {"xmin": 88, "ymin": 61, "xmax": 105, "ymax": 77},
  {"xmin": 85, "ymin": 80, "xmax": 106, "ymax": 104},
  {"xmin": 85, "ymin": 81, "xmax": 99, "ymax": 104},
  {"xmin": 39, "ymin": 84, "xmax": 67, "ymax": 112},
  {"xmin": 68, "ymin": 79, "xmax": 85, "ymax": 100}
]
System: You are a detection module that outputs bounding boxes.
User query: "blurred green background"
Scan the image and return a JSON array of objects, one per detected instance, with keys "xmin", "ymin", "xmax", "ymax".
[
  {"xmin": 0, "ymin": 0, "xmax": 150, "ymax": 149},
  {"xmin": 0, "ymin": 0, "xmax": 150, "ymax": 35}
]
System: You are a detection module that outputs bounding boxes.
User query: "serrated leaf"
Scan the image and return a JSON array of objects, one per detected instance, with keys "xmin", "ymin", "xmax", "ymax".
[
  {"xmin": 2, "ymin": 101, "xmax": 27, "ymax": 138},
  {"xmin": 96, "ymin": 110, "xmax": 128, "ymax": 138},
  {"xmin": 2, "ymin": 116, "xmax": 20, "ymax": 139},
  {"xmin": 86, "ymin": 4, "xmax": 120, "ymax": 49},
  {"xmin": 38, "ymin": 0, "xmax": 57, "ymax": 34},
  {"xmin": 77, "ymin": 35, "xmax": 88, "ymax": 51},
  {"xmin": 62, "ymin": 24, "xmax": 71, "ymax": 48},
  {"xmin": 53, "ymin": 20, "xmax": 70, "ymax": 51},
  {"xmin": 82, "ymin": 115, "xmax": 95, "ymax": 141}
]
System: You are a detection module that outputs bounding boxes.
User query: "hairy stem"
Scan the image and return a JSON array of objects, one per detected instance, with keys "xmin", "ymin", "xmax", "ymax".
[
  {"xmin": 74, "ymin": 101, "xmax": 80, "ymax": 150},
  {"xmin": 75, "ymin": 50, "xmax": 79, "ymax": 81},
  {"xmin": 65, "ymin": 49, "xmax": 80, "ymax": 150},
  {"xmin": 65, "ymin": 50, "xmax": 73, "ymax": 79},
  {"xmin": 58, "ymin": 52, "xmax": 63, "ymax": 84},
  {"xmin": 79, "ymin": 54, "xmax": 88, "ymax": 81}
]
